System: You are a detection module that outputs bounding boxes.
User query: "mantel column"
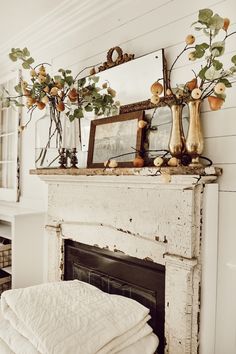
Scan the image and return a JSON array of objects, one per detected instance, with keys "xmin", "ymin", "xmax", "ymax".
[{"xmin": 165, "ymin": 255, "xmax": 200, "ymax": 354}]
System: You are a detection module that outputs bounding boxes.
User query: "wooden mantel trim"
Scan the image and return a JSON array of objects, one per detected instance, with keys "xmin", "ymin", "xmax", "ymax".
[{"xmin": 30, "ymin": 166, "xmax": 222, "ymax": 177}]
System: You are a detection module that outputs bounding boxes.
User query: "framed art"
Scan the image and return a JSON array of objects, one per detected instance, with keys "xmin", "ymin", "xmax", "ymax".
[{"xmin": 87, "ymin": 111, "xmax": 144, "ymax": 168}]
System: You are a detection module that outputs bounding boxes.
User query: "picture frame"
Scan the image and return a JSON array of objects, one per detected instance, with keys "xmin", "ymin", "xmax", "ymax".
[{"xmin": 87, "ymin": 111, "xmax": 144, "ymax": 168}]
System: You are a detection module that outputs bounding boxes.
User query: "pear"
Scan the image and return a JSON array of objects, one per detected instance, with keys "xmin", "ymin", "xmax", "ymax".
[
  {"xmin": 223, "ymin": 18, "xmax": 230, "ymax": 31},
  {"xmin": 107, "ymin": 87, "xmax": 116, "ymax": 97},
  {"xmin": 30, "ymin": 69, "xmax": 37, "ymax": 77},
  {"xmin": 36, "ymin": 101, "xmax": 46, "ymax": 110},
  {"xmin": 208, "ymin": 96, "xmax": 224, "ymax": 111},
  {"xmin": 133, "ymin": 156, "xmax": 144, "ymax": 167},
  {"xmin": 23, "ymin": 89, "xmax": 31, "ymax": 96},
  {"xmin": 50, "ymin": 87, "xmax": 59, "ymax": 96},
  {"xmin": 68, "ymin": 88, "xmax": 78, "ymax": 102},
  {"xmin": 56, "ymin": 101, "xmax": 65, "ymax": 112},
  {"xmin": 214, "ymin": 82, "xmax": 226, "ymax": 95},
  {"xmin": 109, "ymin": 159, "xmax": 118, "ymax": 168},
  {"xmin": 138, "ymin": 120, "xmax": 147, "ymax": 129},
  {"xmin": 167, "ymin": 157, "xmax": 179, "ymax": 167},
  {"xmin": 185, "ymin": 35, "xmax": 195, "ymax": 45},
  {"xmin": 41, "ymin": 95, "xmax": 49, "ymax": 104},
  {"xmin": 43, "ymin": 86, "xmax": 50, "ymax": 93},
  {"xmin": 188, "ymin": 52, "xmax": 196, "ymax": 61},
  {"xmin": 26, "ymin": 97, "xmax": 36, "ymax": 107},
  {"xmin": 153, "ymin": 156, "xmax": 164, "ymax": 167},
  {"xmin": 150, "ymin": 94, "xmax": 160, "ymax": 105},
  {"xmin": 89, "ymin": 67, "xmax": 96, "ymax": 75},
  {"xmin": 38, "ymin": 74, "xmax": 46, "ymax": 84},
  {"xmin": 39, "ymin": 65, "xmax": 46, "ymax": 74},
  {"xmin": 150, "ymin": 81, "xmax": 163, "ymax": 95},
  {"xmin": 191, "ymin": 88, "xmax": 202, "ymax": 100},
  {"xmin": 186, "ymin": 78, "xmax": 198, "ymax": 91}
]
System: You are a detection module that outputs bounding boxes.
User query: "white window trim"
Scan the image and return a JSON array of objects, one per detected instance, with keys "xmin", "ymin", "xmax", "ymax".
[{"xmin": 0, "ymin": 71, "xmax": 22, "ymax": 202}]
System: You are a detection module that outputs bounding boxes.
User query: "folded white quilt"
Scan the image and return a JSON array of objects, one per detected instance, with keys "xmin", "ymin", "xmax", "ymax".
[{"xmin": 0, "ymin": 280, "xmax": 159, "ymax": 354}]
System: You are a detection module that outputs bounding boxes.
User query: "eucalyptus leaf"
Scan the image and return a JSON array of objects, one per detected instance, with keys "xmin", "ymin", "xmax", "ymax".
[
  {"xmin": 78, "ymin": 78, "xmax": 86, "ymax": 87},
  {"xmin": 203, "ymin": 28, "xmax": 210, "ymax": 37},
  {"xmin": 205, "ymin": 67, "xmax": 222, "ymax": 80},
  {"xmin": 65, "ymin": 76, "xmax": 74, "ymax": 86},
  {"xmin": 84, "ymin": 105, "xmax": 93, "ymax": 112},
  {"xmin": 198, "ymin": 8, "xmax": 213, "ymax": 24},
  {"xmin": 90, "ymin": 76, "xmax": 99, "ymax": 83},
  {"xmin": 22, "ymin": 47, "xmax": 30, "ymax": 57},
  {"xmin": 208, "ymin": 14, "xmax": 224, "ymax": 30},
  {"xmin": 27, "ymin": 57, "xmax": 34, "ymax": 65},
  {"xmin": 231, "ymin": 55, "xmax": 236, "ymax": 65},
  {"xmin": 219, "ymin": 78, "xmax": 232, "ymax": 87},
  {"xmin": 3, "ymin": 99, "xmax": 10, "ymax": 108},
  {"xmin": 14, "ymin": 84, "xmax": 23, "ymax": 94},
  {"xmin": 22, "ymin": 61, "xmax": 30, "ymax": 69},
  {"xmin": 73, "ymin": 108, "xmax": 84, "ymax": 118},
  {"xmin": 198, "ymin": 66, "xmax": 208, "ymax": 80},
  {"xmin": 230, "ymin": 66, "xmax": 236, "ymax": 73},
  {"xmin": 194, "ymin": 47, "xmax": 205, "ymax": 58},
  {"xmin": 211, "ymin": 41, "xmax": 225, "ymax": 57},
  {"xmin": 212, "ymin": 28, "xmax": 220, "ymax": 37},
  {"xmin": 215, "ymin": 92, "xmax": 226, "ymax": 100},
  {"xmin": 9, "ymin": 53, "xmax": 17, "ymax": 62},
  {"xmin": 213, "ymin": 59, "xmax": 223, "ymax": 70},
  {"xmin": 201, "ymin": 43, "xmax": 210, "ymax": 50},
  {"xmin": 54, "ymin": 75, "xmax": 62, "ymax": 82}
]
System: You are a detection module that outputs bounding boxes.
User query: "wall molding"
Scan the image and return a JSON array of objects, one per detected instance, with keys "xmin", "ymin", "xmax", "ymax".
[{"xmin": 0, "ymin": 0, "xmax": 124, "ymax": 77}]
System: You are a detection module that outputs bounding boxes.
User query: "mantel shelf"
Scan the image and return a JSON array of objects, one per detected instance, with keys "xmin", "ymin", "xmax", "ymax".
[{"xmin": 30, "ymin": 166, "xmax": 222, "ymax": 177}]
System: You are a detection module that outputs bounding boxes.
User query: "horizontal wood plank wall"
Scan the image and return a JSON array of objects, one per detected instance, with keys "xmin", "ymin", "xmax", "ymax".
[
  {"xmin": 0, "ymin": 0, "xmax": 234, "ymax": 352},
  {"xmin": 51, "ymin": 1, "xmax": 236, "ymax": 353}
]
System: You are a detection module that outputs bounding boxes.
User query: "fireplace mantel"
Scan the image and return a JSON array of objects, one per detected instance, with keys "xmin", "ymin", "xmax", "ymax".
[
  {"xmin": 37, "ymin": 166, "xmax": 219, "ymax": 354},
  {"xmin": 30, "ymin": 166, "xmax": 221, "ymax": 186},
  {"xmin": 30, "ymin": 165, "xmax": 222, "ymax": 177}
]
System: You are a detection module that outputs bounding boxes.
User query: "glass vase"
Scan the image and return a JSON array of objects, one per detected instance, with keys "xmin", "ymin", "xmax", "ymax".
[
  {"xmin": 62, "ymin": 117, "xmax": 81, "ymax": 168},
  {"xmin": 185, "ymin": 99, "xmax": 204, "ymax": 166},
  {"xmin": 35, "ymin": 105, "xmax": 63, "ymax": 169},
  {"xmin": 168, "ymin": 104, "xmax": 186, "ymax": 158}
]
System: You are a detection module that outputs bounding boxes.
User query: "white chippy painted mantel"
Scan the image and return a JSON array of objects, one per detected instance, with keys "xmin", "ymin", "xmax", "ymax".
[{"xmin": 34, "ymin": 167, "xmax": 220, "ymax": 354}]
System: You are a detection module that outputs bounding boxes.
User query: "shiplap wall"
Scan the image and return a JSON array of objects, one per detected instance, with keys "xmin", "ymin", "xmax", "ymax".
[
  {"xmin": 50, "ymin": 1, "xmax": 236, "ymax": 353},
  {"xmin": 0, "ymin": 0, "xmax": 235, "ymax": 352},
  {"xmin": 51, "ymin": 2, "xmax": 236, "ymax": 351}
]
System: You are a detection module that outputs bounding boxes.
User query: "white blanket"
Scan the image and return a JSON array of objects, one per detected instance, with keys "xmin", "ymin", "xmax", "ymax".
[{"xmin": 0, "ymin": 280, "xmax": 159, "ymax": 354}]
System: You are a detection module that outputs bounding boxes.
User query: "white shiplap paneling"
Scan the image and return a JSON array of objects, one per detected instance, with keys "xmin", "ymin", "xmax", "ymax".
[{"xmin": 0, "ymin": 0, "xmax": 235, "ymax": 352}]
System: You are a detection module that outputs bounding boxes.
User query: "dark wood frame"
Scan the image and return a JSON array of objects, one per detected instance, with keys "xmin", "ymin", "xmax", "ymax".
[
  {"xmin": 64, "ymin": 239, "xmax": 165, "ymax": 354},
  {"xmin": 87, "ymin": 111, "xmax": 144, "ymax": 168}
]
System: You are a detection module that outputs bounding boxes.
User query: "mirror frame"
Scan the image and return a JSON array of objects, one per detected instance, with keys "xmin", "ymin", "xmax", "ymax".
[{"xmin": 90, "ymin": 47, "xmax": 168, "ymax": 113}]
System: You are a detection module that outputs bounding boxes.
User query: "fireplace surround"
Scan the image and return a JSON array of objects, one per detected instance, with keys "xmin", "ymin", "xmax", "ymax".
[{"xmin": 32, "ymin": 166, "xmax": 220, "ymax": 354}]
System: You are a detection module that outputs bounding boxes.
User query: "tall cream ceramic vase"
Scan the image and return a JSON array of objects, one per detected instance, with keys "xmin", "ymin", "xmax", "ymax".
[{"xmin": 168, "ymin": 104, "xmax": 186, "ymax": 158}]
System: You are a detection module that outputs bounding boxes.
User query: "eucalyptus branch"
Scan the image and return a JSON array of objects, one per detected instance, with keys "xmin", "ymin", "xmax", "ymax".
[
  {"xmin": 224, "ymin": 30, "xmax": 236, "ymax": 41},
  {"xmin": 34, "ymin": 62, "xmax": 51, "ymax": 70},
  {"xmin": 74, "ymin": 62, "xmax": 102, "ymax": 81},
  {"xmin": 168, "ymin": 45, "xmax": 195, "ymax": 87},
  {"xmin": 23, "ymin": 106, "xmax": 37, "ymax": 128}
]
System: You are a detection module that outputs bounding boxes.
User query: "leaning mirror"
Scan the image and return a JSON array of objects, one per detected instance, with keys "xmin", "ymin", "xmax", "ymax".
[
  {"xmin": 95, "ymin": 47, "xmax": 166, "ymax": 106},
  {"xmin": 79, "ymin": 47, "xmax": 166, "ymax": 163}
]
